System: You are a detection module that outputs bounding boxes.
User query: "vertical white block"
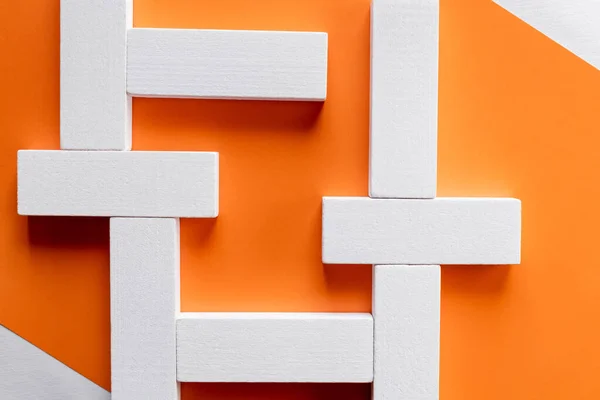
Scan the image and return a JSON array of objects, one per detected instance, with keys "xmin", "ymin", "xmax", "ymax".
[
  {"xmin": 110, "ymin": 218, "xmax": 180, "ymax": 400},
  {"xmin": 370, "ymin": 0, "xmax": 439, "ymax": 198},
  {"xmin": 61, "ymin": 0, "xmax": 132, "ymax": 150},
  {"xmin": 0, "ymin": 326, "xmax": 110, "ymax": 400},
  {"xmin": 373, "ymin": 265, "xmax": 440, "ymax": 400}
]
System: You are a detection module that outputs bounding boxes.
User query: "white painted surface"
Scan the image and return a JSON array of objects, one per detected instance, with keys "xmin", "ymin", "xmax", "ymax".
[
  {"xmin": 110, "ymin": 218, "xmax": 180, "ymax": 400},
  {"xmin": 373, "ymin": 265, "xmax": 440, "ymax": 400},
  {"xmin": 176, "ymin": 312, "xmax": 373, "ymax": 383},
  {"xmin": 369, "ymin": 0, "xmax": 439, "ymax": 198},
  {"xmin": 494, "ymin": 0, "xmax": 600, "ymax": 70},
  {"xmin": 0, "ymin": 325, "xmax": 110, "ymax": 400},
  {"xmin": 17, "ymin": 150, "xmax": 218, "ymax": 218},
  {"xmin": 322, "ymin": 197, "xmax": 521, "ymax": 265},
  {"xmin": 127, "ymin": 28, "xmax": 328, "ymax": 101},
  {"xmin": 61, "ymin": 0, "xmax": 132, "ymax": 150}
]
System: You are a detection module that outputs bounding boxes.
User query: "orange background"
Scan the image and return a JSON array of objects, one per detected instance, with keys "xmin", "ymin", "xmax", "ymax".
[{"xmin": 2, "ymin": 0, "xmax": 600, "ymax": 398}]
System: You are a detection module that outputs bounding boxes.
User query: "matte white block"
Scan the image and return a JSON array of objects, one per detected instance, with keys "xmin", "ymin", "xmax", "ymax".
[
  {"xmin": 494, "ymin": 0, "xmax": 600, "ymax": 70},
  {"xmin": 127, "ymin": 28, "xmax": 328, "ymax": 101},
  {"xmin": 61, "ymin": 0, "xmax": 132, "ymax": 150},
  {"xmin": 176, "ymin": 313, "xmax": 373, "ymax": 383},
  {"xmin": 17, "ymin": 150, "xmax": 218, "ymax": 218},
  {"xmin": 322, "ymin": 197, "xmax": 521, "ymax": 265},
  {"xmin": 0, "ymin": 325, "xmax": 109, "ymax": 400},
  {"xmin": 110, "ymin": 218, "xmax": 180, "ymax": 400},
  {"xmin": 373, "ymin": 265, "xmax": 440, "ymax": 400},
  {"xmin": 370, "ymin": 0, "xmax": 439, "ymax": 198}
]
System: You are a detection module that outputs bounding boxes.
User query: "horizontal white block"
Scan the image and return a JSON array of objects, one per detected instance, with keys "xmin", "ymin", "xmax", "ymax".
[
  {"xmin": 17, "ymin": 150, "xmax": 218, "ymax": 218},
  {"xmin": 127, "ymin": 28, "xmax": 328, "ymax": 101},
  {"xmin": 61, "ymin": 0, "xmax": 132, "ymax": 150},
  {"xmin": 0, "ymin": 325, "xmax": 109, "ymax": 400},
  {"xmin": 322, "ymin": 197, "xmax": 521, "ymax": 265},
  {"xmin": 373, "ymin": 265, "xmax": 440, "ymax": 400},
  {"xmin": 176, "ymin": 313, "xmax": 373, "ymax": 383},
  {"xmin": 110, "ymin": 218, "xmax": 179, "ymax": 399},
  {"xmin": 494, "ymin": 0, "xmax": 600, "ymax": 70},
  {"xmin": 369, "ymin": 0, "xmax": 439, "ymax": 198}
]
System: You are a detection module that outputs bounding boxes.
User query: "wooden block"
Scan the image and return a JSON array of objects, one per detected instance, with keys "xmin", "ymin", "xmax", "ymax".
[
  {"xmin": 370, "ymin": 0, "xmax": 439, "ymax": 198},
  {"xmin": 110, "ymin": 218, "xmax": 180, "ymax": 400},
  {"xmin": 322, "ymin": 197, "xmax": 521, "ymax": 265},
  {"xmin": 176, "ymin": 312, "xmax": 373, "ymax": 383},
  {"xmin": 127, "ymin": 28, "xmax": 328, "ymax": 101},
  {"xmin": 61, "ymin": 0, "xmax": 132, "ymax": 150},
  {"xmin": 373, "ymin": 265, "xmax": 440, "ymax": 400},
  {"xmin": 17, "ymin": 150, "xmax": 218, "ymax": 218},
  {"xmin": 0, "ymin": 325, "xmax": 110, "ymax": 400},
  {"xmin": 493, "ymin": 0, "xmax": 600, "ymax": 70}
]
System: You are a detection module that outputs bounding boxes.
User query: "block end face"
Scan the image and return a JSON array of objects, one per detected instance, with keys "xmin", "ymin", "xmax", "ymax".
[
  {"xmin": 59, "ymin": 124, "xmax": 132, "ymax": 150},
  {"xmin": 213, "ymin": 152, "xmax": 219, "ymax": 217},
  {"xmin": 312, "ymin": 93, "xmax": 327, "ymax": 102},
  {"xmin": 368, "ymin": 181, "xmax": 437, "ymax": 199},
  {"xmin": 206, "ymin": 207, "xmax": 219, "ymax": 218},
  {"xmin": 508, "ymin": 249, "xmax": 521, "ymax": 266},
  {"xmin": 59, "ymin": 140, "xmax": 131, "ymax": 151}
]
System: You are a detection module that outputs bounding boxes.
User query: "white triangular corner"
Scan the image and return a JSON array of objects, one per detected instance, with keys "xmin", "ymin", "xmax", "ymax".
[
  {"xmin": 493, "ymin": 0, "xmax": 600, "ymax": 70},
  {"xmin": 0, "ymin": 325, "xmax": 110, "ymax": 400}
]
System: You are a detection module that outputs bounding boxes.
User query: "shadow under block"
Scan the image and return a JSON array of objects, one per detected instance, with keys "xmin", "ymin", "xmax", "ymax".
[
  {"xmin": 322, "ymin": 197, "xmax": 521, "ymax": 265},
  {"xmin": 110, "ymin": 218, "xmax": 180, "ymax": 400},
  {"xmin": 493, "ymin": 0, "xmax": 600, "ymax": 70},
  {"xmin": 176, "ymin": 313, "xmax": 374, "ymax": 383},
  {"xmin": 60, "ymin": 0, "xmax": 132, "ymax": 150},
  {"xmin": 17, "ymin": 150, "xmax": 218, "ymax": 218},
  {"xmin": 0, "ymin": 325, "xmax": 110, "ymax": 400},
  {"xmin": 373, "ymin": 265, "xmax": 440, "ymax": 400},
  {"xmin": 127, "ymin": 28, "xmax": 328, "ymax": 101},
  {"xmin": 369, "ymin": 0, "xmax": 439, "ymax": 198}
]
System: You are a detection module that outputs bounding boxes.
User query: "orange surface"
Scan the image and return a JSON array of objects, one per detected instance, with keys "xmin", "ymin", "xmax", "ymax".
[{"xmin": 1, "ymin": 0, "xmax": 600, "ymax": 398}]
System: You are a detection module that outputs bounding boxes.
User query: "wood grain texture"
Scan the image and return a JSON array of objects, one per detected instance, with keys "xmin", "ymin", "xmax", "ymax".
[
  {"xmin": 176, "ymin": 312, "xmax": 373, "ymax": 383},
  {"xmin": 127, "ymin": 28, "xmax": 328, "ymax": 101},
  {"xmin": 494, "ymin": 0, "xmax": 600, "ymax": 70},
  {"xmin": 322, "ymin": 197, "xmax": 521, "ymax": 265},
  {"xmin": 369, "ymin": 0, "xmax": 439, "ymax": 198},
  {"xmin": 17, "ymin": 150, "xmax": 218, "ymax": 218},
  {"xmin": 373, "ymin": 265, "xmax": 440, "ymax": 400},
  {"xmin": 0, "ymin": 325, "xmax": 110, "ymax": 400},
  {"xmin": 110, "ymin": 218, "xmax": 180, "ymax": 400},
  {"xmin": 61, "ymin": 0, "xmax": 132, "ymax": 150}
]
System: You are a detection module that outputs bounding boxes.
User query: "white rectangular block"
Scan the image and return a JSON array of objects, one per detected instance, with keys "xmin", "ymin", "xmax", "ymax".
[
  {"xmin": 176, "ymin": 313, "xmax": 373, "ymax": 383},
  {"xmin": 17, "ymin": 150, "xmax": 218, "ymax": 218},
  {"xmin": 127, "ymin": 28, "xmax": 328, "ymax": 101},
  {"xmin": 0, "ymin": 325, "xmax": 110, "ymax": 400},
  {"xmin": 110, "ymin": 218, "xmax": 180, "ymax": 400},
  {"xmin": 61, "ymin": 0, "xmax": 132, "ymax": 150},
  {"xmin": 373, "ymin": 265, "xmax": 440, "ymax": 400},
  {"xmin": 322, "ymin": 197, "xmax": 521, "ymax": 265},
  {"xmin": 370, "ymin": 0, "xmax": 439, "ymax": 198}
]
